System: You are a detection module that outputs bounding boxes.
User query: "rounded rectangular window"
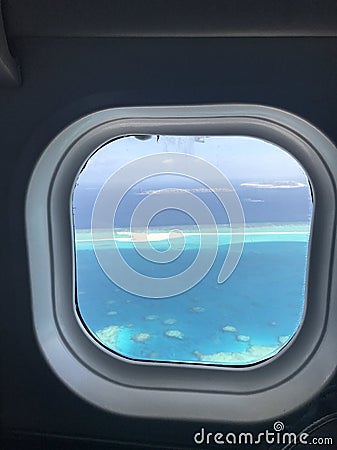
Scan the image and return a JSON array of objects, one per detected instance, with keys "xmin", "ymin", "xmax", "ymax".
[{"xmin": 73, "ymin": 135, "xmax": 313, "ymax": 365}]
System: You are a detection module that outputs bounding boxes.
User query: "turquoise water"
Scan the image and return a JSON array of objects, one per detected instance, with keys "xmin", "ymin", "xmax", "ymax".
[{"xmin": 75, "ymin": 224, "xmax": 310, "ymax": 365}]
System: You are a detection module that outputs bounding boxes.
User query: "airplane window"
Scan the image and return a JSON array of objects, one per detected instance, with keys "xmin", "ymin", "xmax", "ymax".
[{"xmin": 73, "ymin": 135, "xmax": 313, "ymax": 365}]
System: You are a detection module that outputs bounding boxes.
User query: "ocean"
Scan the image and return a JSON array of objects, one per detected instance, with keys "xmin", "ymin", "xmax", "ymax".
[
  {"xmin": 73, "ymin": 183, "xmax": 312, "ymax": 365},
  {"xmin": 73, "ymin": 182, "xmax": 312, "ymax": 229}
]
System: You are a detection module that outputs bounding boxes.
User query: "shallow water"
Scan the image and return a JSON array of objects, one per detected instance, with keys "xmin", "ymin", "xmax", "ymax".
[{"xmin": 75, "ymin": 223, "xmax": 310, "ymax": 365}]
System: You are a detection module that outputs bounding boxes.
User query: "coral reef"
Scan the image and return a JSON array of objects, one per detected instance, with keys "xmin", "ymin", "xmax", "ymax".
[
  {"xmin": 278, "ymin": 335, "xmax": 290, "ymax": 344},
  {"xmin": 222, "ymin": 325, "xmax": 237, "ymax": 333},
  {"xmin": 107, "ymin": 310, "xmax": 117, "ymax": 316},
  {"xmin": 163, "ymin": 318, "xmax": 177, "ymax": 325},
  {"xmin": 190, "ymin": 306, "xmax": 205, "ymax": 313},
  {"xmin": 236, "ymin": 334, "xmax": 250, "ymax": 342},
  {"xmin": 144, "ymin": 314, "xmax": 159, "ymax": 321},
  {"xmin": 95, "ymin": 325, "xmax": 120, "ymax": 348},
  {"xmin": 131, "ymin": 333, "xmax": 151, "ymax": 343},
  {"xmin": 148, "ymin": 351, "xmax": 160, "ymax": 359},
  {"xmin": 165, "ymin": 329, "xmax": 184, "ymax": 339},
  {"xmin": 194, "ymin": 344, "xmax": 279, "ymax": 364}
]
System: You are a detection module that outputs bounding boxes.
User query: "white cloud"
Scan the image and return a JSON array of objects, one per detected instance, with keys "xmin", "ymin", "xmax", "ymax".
[{"xmin": 240, "ymin": 182, "xmax": 306, "ymax": 189}]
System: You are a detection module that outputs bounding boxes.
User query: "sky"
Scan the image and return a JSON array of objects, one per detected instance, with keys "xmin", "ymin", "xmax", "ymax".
[{"xmin": 76, "ymin": 135, "xmax": 310, "ymax": 190}]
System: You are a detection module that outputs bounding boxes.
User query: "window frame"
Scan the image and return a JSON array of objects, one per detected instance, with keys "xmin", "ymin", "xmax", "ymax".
[{"xmin": 26, "ymin": 104, "xmax": 337, "ymax": 422}]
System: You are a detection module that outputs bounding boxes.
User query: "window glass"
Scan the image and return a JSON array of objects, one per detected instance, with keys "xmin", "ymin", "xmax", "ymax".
[{"xmin": 73, "ymin": 135, "xmax": 312, "ymax": 365}]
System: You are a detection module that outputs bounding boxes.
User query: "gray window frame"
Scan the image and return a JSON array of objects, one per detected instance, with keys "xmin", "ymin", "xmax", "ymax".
[{"xmin": 25, "ymin": 104, "xmax": 337, "ymax": 423}]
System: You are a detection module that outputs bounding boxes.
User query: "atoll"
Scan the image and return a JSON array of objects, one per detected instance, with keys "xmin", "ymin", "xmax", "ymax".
[
  {"xmin": 194, "ymin": 344, "xmax": 279, "ymax": 364},
  {"xmin": 148, "ymin": 351, "xmax": 160, "ymax": 359},
  {"xmin": 144, "ymin": 314, "xmax": 159, "ymax": 321},
  {"xmin": 236, "ymin": 334, "xmax": 250, "ymax": 342},
  {"xmin": 131, "ymin": 333, "xmax": 151, "ymax": 343},
  {"xmin": 165, "ymin": 329, "xmax": 184, "ymax": 340},
  {"xmin": 222, "ymin": 325, "xmax": 237, "ymax": 333},
  {"xmin": 95, "ymin": 325, "xmax": 120, "ymax": 348},
  {"xmin": 278, "ymin": 335, "xmax": 290, "ymax": 344},
  {"xmin": 190, "ymin": 306, "xmax": 205, "ymax": 313},
  {"xmin": 248, "ymin": 345, "xmax": 278, "ymax": 357},
  {"xmin": 194, "ymin": 350, "xmax": 248, "ymax": 363},
  {"xmin": 163, "ymin": 318, "xmax": 177, "ymax": 325}
]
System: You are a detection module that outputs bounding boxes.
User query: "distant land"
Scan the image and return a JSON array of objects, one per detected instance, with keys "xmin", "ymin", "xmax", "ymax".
[{"xmin": 73, "ymin": 180, "xmax": 313, "ymax": 229}]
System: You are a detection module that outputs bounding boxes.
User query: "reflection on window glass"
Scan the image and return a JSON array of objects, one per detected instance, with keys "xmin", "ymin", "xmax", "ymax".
[{"xmin": 73, "ymin": 135, "xmax": 313, "ymax": 365}]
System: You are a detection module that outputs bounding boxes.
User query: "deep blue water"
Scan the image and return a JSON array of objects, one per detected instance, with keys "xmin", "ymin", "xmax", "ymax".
[
  {"xmin": 76, "ymin": 240, "xmax": 308, "ymax": 364},
  {"xmin": 73, "ymin": 184, "xmax": 312, "ymax": 229}
]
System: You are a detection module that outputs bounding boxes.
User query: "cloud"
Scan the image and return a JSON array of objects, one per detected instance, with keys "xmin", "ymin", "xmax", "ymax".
[{"xmin": 240, "ymin": 181, "xmax": 306, "ymax": 189}]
